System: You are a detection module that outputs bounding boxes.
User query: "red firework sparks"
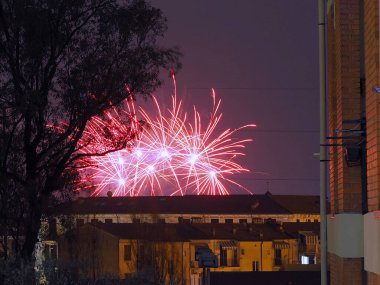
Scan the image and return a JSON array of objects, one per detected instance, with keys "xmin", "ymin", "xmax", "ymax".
[{"xmin": 74, "ymin": 83, "xmax": 256, "ymax": 196}]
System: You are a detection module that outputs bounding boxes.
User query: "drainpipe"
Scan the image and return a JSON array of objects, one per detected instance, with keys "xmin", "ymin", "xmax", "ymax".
[
  {"xmin": 318, "ymin": 1, "xmax": 328, "ymax": 285},
  {"xmin": 260, "ymin": 241, "xmax": 263, "ymax": 271}
]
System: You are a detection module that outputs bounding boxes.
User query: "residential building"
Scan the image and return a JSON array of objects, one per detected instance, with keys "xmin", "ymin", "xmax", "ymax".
[
  {"xmin": 50, "ymin": 194, "xmax": 321, "ymax": 233},
  {"xmin": 47, "ymin": 194, "xmax": 321, "ymax": 284},
  {"xmin": 326, "ymin": 0, "xmax": 380, "ymax": 284},
  {"xmin": 57, "ymin": 222, "xmax": 300, "ymax": 284}
]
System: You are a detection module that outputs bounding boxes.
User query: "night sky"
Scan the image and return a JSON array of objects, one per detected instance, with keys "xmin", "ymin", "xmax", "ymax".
[{"xmin": 150, "ymin": 1, "xmax": 320, "ymax": 195}]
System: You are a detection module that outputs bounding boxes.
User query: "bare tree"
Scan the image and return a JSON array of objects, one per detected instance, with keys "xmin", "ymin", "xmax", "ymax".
[{"xmin": 0, "ymin": 0, "xmax": 180, "ymax": 268}]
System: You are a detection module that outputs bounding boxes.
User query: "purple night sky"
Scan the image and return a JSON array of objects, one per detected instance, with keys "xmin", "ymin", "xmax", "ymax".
[{"xmin": 150, "ymin": 1, "xmax": 320, "ymax": 195}]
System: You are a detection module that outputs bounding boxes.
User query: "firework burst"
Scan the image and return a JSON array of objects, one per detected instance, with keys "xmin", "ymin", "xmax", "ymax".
[{"xmin": 75, "ymin": 80, "xmax": 255, "ymax": 196}]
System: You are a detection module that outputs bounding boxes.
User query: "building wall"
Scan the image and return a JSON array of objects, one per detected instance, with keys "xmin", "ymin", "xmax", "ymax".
[
  {"xmin": 327, "ymin": 1, "xmax": 365, "ymax": 284},
  {"xmin": 66, "ymin": 213, "xmax": 320, "ymax": 228},
  {"xmin": 328, "ymin": 0, "xmax": 362, "ymax": 215},
  {"xmin": 57, "ymin": 226, "xmax": 120, "ymax": 279},
  {"xmin": 364, "ymin": 0, "xmax": 380, "ymax": 212},
  {"xmin": 118, "ymin": 240, "xmax": 189, "ymax": 284},
  {"xmin": 327, "ymin": 0, "xmax": 380, "ymax": 284}
]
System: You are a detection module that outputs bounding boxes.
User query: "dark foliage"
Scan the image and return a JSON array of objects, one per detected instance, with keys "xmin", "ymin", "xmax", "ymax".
[{"xmin": 0, "ymin": 0, "xmax": 180, "ymax": 268}]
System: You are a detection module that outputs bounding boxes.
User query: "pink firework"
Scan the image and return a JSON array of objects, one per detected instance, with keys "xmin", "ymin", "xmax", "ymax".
[{"xmin": 76, "ymin": 83, "xmax": 256, "ymax": 196}]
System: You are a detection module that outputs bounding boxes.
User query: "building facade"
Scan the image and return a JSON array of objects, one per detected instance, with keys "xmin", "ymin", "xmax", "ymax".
[
  {"xmin": 57, "ymin": 222, "xmax": 310, "ymax": 285},
  {"xmin": 327, "ymin": 0, "xmax": 380, "ymax": 284},
  {"xmin": 44, "ymin": 194, "xmax": 321, "ymax": 284}
]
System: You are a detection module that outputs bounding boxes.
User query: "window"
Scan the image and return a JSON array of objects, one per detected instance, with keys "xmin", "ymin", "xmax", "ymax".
[
  {"xmin": 274, "ymin": 249, "xmax": 282, "ymax": 266},
  {"xmin": 220, "ymin": 247, "xmax": 227, "ymax": 266},
  {"xmin": 133, "ymin": 218, "xmax": 140, "ymax": 224},
  {"xmin": 124, "ymin": 245, "xmax": 132, "ymax": 261},
  {"xmin": 252, "ymin": 218, "xmax": 263, "ymax": 224},
  {"xmin": 219, "ymin": 246, "xmax": 239, "ymax": 267},
  {"xmin": 179, "ymin": 217, "xmax": 190, "ymax": 223},
  {"xmin": 76, "ymin": 219, "xmax": 84, "ymax": 227},
  {"xmin": 233, "ymin": 248, "xmax": 238, "ymax": 266},
  {"xmin": 105, "ymin": 219, "xmax": 112, "ymax": 224},
  {"xmin": 264, "ymin": 218, "xmax": 276, "ymax": 224},
  {"xmin": 44, "ymin": 243, "xmax": 57, "ymax": 259},
  {"xmin": 91, "ymin": 219, "xmax": 98, "ymax": 224},
  {"xmin": 241, "ymin": 249, "xmax": 245, "ymax": 255},
  {"xmin": 225, "ymin": 219, "xmax": 233, "ymax": 224},
  {"xmin": 211, "ymin": 219, "xmax": 219, "ymax": 224},
  {"xmin": 158, "ymin": 218, "xmax": 166, "ymax": 224},
  {"xmin": 252, "ymin": 261, "xmax": 259, "ymax": 271},
  {"xmin": 301, "ymin": 254, "xmax": 316, "ymax": 265},
  {"xmin": 314, "ymin": 219, "xmax": 318, "ymax": 223},
  {"xmin": 239, "ymin": 219, "xmax": 247, "ymax": 224},
  {"xmin": 296, "ymin": 219, "xmax": 300, "ymax": 223},
  {"xmin": 49, "ymin": 219, "xmax": 57, "ymax": 236},
  {"xmin": 137, "ymin": 245, "xmax": 144, "ymax": 270},
  {"xmin": 191, "ymin": 217, "xmax": 202, "ymax": 223}
]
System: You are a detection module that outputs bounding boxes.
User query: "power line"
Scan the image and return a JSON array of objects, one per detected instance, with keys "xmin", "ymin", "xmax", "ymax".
[
  {"xmin": 238, "ymin": 178, "xmax": 319, "ymax": 182},
  {"xmin": 159, "ymin": 87, "xmax": 318, "ymax": 91}
]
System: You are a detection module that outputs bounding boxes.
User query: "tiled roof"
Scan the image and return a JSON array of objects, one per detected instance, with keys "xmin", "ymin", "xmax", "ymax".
[
  {"xmin": 74, "ymin": 222, "xmax": 293, "ymax": 242},
  {"xmin": 52, "ymin": 194, "xmax": 295, "ymax": 215},
  {"xmin": 268, "ymin": 193, "xmax": 321, "ymax": 214},
  {"xmin": 281, "ymin": 222, "xmax": 320, "ymax": 238}
]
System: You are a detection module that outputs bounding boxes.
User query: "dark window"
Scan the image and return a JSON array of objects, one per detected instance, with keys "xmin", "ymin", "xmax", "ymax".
[
  {"xmin": 50, "ymin": 244, "xmax": 57, "ymax": 259},
  {"xmin": 124, "ymin": 245, "xmax": 132, "ymax": 261},
  {"xmin": 91, "ymin": 219, "xmax": 98, "ymax": 224},
  {"xmin": 241, "ymin": 249, "xmax": 245, "ymax": 255},
  {"xmin": 233, "ymin": 248, "xmax": 238, "ymax": 267},
  {"xmin": 252, "ymin": 218, "xmax": 263, "ymax": 224},
  {"xmin": 225, "ymin": 219, "xmax": 233, "ymax": 224},
  {"xmin": 252, "ymin": 261, "xmax": 259, "ymax": 271},
  {"xmin": 191, "ymin": 217, "xmax": 202, "ymax": 223},
  {"xmin": 49, "ymin": 219, "xmax": 57, "ymax": 236},
  {"xmin": 211, "ymin": 219, "xmax": 219, "ymax": 224},
  {"xmin": 220, "ymin": 247, "xmax": 227, "ymax": 266},
  {"xmin": 314, "ymin": 219, "xmax": 318, "ymax": 223},
  {"xmin": 137, "ymin": 245, "xmax": 144, "ymax": 270},
  {"xmin": 158, "ymin": 218, "xmax": 165, "ymax": 224},
  {"xmin": 220, "ymin": 247, "xmax": 238, "ymax": 267},
  {"xmin": 239, "ymin": 219, "xmax": 247, "ymax": 224},
  {"xmin": 274, "ymin": 249, "xmax": 282, "ymax": 266},
  {"xmin": 76, "ymin": 219, "xmax": 84, "ymax": 227},
  {"xmin": 307, "ymin": 219, "xmax": 311, "ymax": 222},
  {"xmin": 265, "ymin": 218, "xmax": 276, "ymax": 224},
  {"xmin": 105, "ymin": 219, "xmax": 112, "ymax": 224},
  {"xmin": 179, "ymin": 217, "xmax": 190, "ymax": 223},
  {"xmin": 44, "ymin": 244, "xmax": 57, "ymax": 259},
  {"xmin": 296, "ymin": 219, "xmax": 300, "ymax": 222},
  {"xmin": 133, "ymin": 218, "xmax": 140, "ymax": 224}
]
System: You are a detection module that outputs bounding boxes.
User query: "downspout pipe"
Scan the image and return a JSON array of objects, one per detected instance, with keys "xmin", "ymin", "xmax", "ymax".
[{"xmin": 318, "ymin": 1, "xmax": 328, "ymax": 285}]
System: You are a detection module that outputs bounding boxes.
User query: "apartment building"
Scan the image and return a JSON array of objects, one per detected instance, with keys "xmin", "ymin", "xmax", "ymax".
[{"xmin": 326, "ymin": 0, "xmax": 380, "ymax": 284}]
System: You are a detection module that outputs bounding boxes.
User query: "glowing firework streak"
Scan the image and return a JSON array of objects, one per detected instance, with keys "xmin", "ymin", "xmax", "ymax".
[{"xmin": 76, "ymin": 82, "xmax": 256, "ymax": 196}]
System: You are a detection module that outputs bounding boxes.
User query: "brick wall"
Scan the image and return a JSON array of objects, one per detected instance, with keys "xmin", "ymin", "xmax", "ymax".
[
  {"xmin": 328, "ymin": 0, "xmax": 362, "ymax": 214},
  {"xmin": 364, "ymin": 0, "xmax": 380, "ymax": 212},
  {"xmin": 327, "ymin": 1, "xmax": 366, "ymax": 284},
  {"xmin": 329, "ymin": 253, "xmax": 364, "ymax": 285},
  {"xmin": 368, "ymin": 271, "xmax": 380, "ymax": 285}
]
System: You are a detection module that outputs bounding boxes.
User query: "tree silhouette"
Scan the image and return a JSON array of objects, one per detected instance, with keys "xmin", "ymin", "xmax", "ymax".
[{"xmin": 0, "ymin": 0, "xmax": 180, "ymax": 266}]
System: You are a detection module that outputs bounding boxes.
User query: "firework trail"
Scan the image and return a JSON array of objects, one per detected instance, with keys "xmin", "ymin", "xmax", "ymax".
[{"xmin": 75, "ymin": 79, "xmax": 256, "ymax": 196}]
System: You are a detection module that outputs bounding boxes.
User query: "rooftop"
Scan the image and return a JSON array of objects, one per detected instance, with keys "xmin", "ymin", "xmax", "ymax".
[
  {"xmin": 68, "ymin": 222, "xmax": 294, "ymax": 242},
  {"xmin": 52, "ymin": 193, "xmax": 321, "ymax": 215}
]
